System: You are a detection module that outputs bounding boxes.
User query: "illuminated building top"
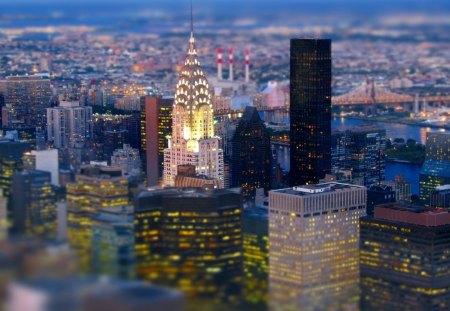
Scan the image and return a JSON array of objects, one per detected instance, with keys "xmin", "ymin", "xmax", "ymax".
[{"xmin": 172, "ymin": 15, "xmax": 214, "ymax": 152}]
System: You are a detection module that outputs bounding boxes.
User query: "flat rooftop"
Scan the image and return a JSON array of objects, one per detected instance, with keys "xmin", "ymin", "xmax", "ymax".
[
  {"xmin": 272, "ymin": 182, "xmax": 365, "ymax": 197},
  {"xmin": 375, "ymin": 202, "xmax": 450, "ymax": 227}
]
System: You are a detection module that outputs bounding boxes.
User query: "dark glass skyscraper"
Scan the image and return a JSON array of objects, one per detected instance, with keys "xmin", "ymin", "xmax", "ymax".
[
  {"xmin": 231, "ymin": 106, "xmax": 271, "ymax": 198},
  {"xmin": 290, "ymin": 39, "xmax": 331, "ymax": 186}
]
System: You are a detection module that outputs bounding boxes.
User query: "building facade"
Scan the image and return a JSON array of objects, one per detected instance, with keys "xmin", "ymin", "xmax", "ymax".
[
  {"xmin": 360, "ymin": 203, "xmax": 450, "ymax": 310},
  {"xmin": 332, "ymin": 128, "xmax": 386, "ymax": 186},
  {"xmin": 1, "ymin": 75, "xmax": 52, "ymax": 129},
  {"xmin": 269, "ymin": 182, "xmax": 366, "ymax": 311},
  {"xmin": 290, "ymin": 39, "xmax": 332, "ymax": 186},
  {"xmin": 420, "ymin": 132, "xmax": 450, "ymax": 206},
  {"xmin": 140, "ymin": 95, "xmax": 172, "ymax": 186},
  {"xmin": 231, "ymin": 107, "xmax": 271, "ymax": 198},
  {"xmin": 163, "ymin": 29, "xmax": 224, "ymax": 187},
  {"xmin": 134, "ymin": 187, "xmax": 243, "ymax": 302},
  {"xmin": 46, "ymin": 101, "xmax": 93, "ymax": 149},
  {"xmin": 66, "ymin": 165, "xmax": 129, "ymax": 272}
]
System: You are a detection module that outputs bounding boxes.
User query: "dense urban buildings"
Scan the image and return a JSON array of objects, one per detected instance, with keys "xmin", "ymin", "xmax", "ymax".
[
  {"xmin": 134, "ymin": 187, "xmax": 243, "ymax": 302},
  {"xmin": 231, "ymin": 106, "xmax": 271, "ymax": 198},
  {"xmin": 269, "ymin": 182, "xmax": 366, "ymax": 311},
  {"xmin": 110, "ymin": 144, "xmax": 141, "ymax": 182},
  {"xmin": 163, "ymin": 28, "xmax": 224, "ymax": 187},
  {"xmin": 46, "ymin": 101, "xmax": 93, "ymax": 149},
  {"xmin": 419, "ymin": 132, "xmax": 450, "ymax": 206},
  {"xmin": 290, "ymin": 39, "xmax": 332, "ymax": 187},
  {"xmin": 0, "ymin": 75, "xmax": 52, "ymax": 129},
  {"xmin": 332, "ymin": 128, "xmax": 386, "ymax": 186},
  {"xmin": 360, "ymin": 202, "xmax": 450, "ymax": 310},
  {"xmin": 66, "ymin": 165, "xmax": 129, "ymax": 272}
]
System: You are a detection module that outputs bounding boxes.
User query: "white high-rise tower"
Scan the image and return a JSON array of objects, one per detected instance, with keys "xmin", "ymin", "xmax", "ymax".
[{"xmin": 163, "ymin": 5, "xmax": 224, "ymax": 187}]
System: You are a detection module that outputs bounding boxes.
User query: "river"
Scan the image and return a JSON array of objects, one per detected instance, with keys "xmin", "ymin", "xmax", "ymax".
[{"xmin": 273, "ymin": 117, "xmax": 443, "ymax": 194}]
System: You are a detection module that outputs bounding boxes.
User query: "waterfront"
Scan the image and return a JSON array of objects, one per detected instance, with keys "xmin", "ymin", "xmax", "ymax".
[{"xmin": 274, "ymin": 117, "xmax": 437, "ymax": 194}]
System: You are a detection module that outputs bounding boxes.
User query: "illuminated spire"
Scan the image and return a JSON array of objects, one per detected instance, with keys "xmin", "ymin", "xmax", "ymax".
[{"xmin": 173, "ymin": 0, "xmax": 214, "ymax": 145}]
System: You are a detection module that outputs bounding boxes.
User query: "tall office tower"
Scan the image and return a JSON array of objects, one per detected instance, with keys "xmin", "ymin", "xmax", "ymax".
[
  {"xmin": 360, "ymin": 202, "xmax": 450, "ymax": 310},
  {"xmin": 366, "ymin": 184, "xmax": 396, "ymax": 217},
  {"xmin": 231, "ymin": 107, "xmax": 271, "ymax": 198},
  {"xmin": 1, "ymin": 75, "xmax": 52, "ymax": 129},
  {"xmin": 46, "ymin": 101, "xmax": 93, "ymax": 149},
  {"xmin": 290, "ymin": 39, "xmax": 331, "ymax": 187},
  {"xmin": 134, "ymin": 187, "xmax": 243, "ymax": 302},
  {"xmin": 420, "ymin": 132, "xmax": 450, "ymax": 206},
  {"xmin": 430, "ymin": 185, "xmax": 450, "ymax": 210},
  {"xmin": 243, "ymin": 207, "xmax": 269, "ymax": 309},
  {"xmin": 332, "ymin": 128, "xmax": 386, "ymax": 186},
  {"xmin": 11, "ymin": 170, "xmax": 57, "ymax": 239},
  {"xmin": 140, "ymin": 95, "xmax": 172, "ymax": 186},
  {"xmin": 123, "ymin": 111, "xmax": 141, "ymax": 150},
  {"xmin": 91, "ymin": 205, "xmax": 135, "ymax": 280},
  {"xmin": 66, "ymin": 165, "xmax": 128, "ymax": 272},
  {"xmin": 269, "ymin": 182, "xmax": 366, "ymax": 311},
  {"xmin": 0, "ymin": 135, "xmax": 31, "ymax": 203},
  {"xmin": 163, "ymin": 24, "xmax": 224, "ymax": 187},
  {"xmin": 111, "ymin": 144, "xmax": 141, "ymax": 181}
]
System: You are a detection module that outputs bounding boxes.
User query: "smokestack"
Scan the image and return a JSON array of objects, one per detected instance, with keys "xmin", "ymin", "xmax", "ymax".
[
  {"xmin": 228, "ymin": 48, "xmax": 233, "ymax": 81},
  {"xmin": 245, "ymin": 48, "xmax": 250, "ymax": 83},
  {"xmin": 217, "ymin": 48, "xmax": 223, "ymax": 80}
]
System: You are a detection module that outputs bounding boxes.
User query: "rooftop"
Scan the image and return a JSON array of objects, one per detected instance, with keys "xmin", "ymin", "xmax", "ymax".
[
  {"xmin": 272, "ymin": 182, "xmax": 365, "ymax": 197},
  {"xmin": 374, "ymin": 202, "xmax": 450, "ymax": 227}
]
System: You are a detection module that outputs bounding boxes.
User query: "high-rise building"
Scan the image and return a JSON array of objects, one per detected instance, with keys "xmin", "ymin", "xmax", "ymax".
[
  {"xmin": 46, "ymin": 101, "xmax": 93, "ymax": 149},
  {"xmin": 140, "ymin": 95, "xmax": 172, "ymax": 186},
  {"xmin": 0, "ymin": 189, "xmax": 8, "ymax": 241},
  {"xmin": 231, "ymin": 107, "xmax": 271, "ymax": 198},
  {"xmin": 11, "ymin": 170, "xmax": 57, "ymax": 239},
  {"xmin": 366, "ymin": 184, "xmax": 396, "ymax": 217},
  {"xmin": 430, "ymin": 184, "xmax": 450, "ymax": 210},
  {"xmin": 269, "ymin": 182, "xmax": 366, "ymax": 311},
  {"xmin": 420, "ymin": 132, "xmax": 450, "ymax": 206},
  {"xmin": 1, "ymin": 75, "xmax": 52, "ymax": 129},
  {"xmin": 243, "ymin": 206, "xmax": 269, "ymax": 309},
  {"xmin": 134, "ymin": 187, "xmax": 243, "ymax": 302},
  {"xmin": 103, "ymin": 129, "xmax": 128, "ymax": 160},
  {"xmin": 332, "ymin": 128, "xmax": 386, "ymax": 186},
  {"xmin": 91, "ymin": 205, "xmax": 135, "ymax": 280},
  {"xmin": 0, "ymin": 135, "xmax": 31, "ymax": 205},
  {"xmin": 290, "ymin": 39, "xmax": 331, "ymax": 186},
  {"xmin": 111, "ymin": 144, "xmax": 141, "ymax": 182},
  {"xmin": 66, "ymin": 165, "xmax": 129, "ymax": 272},
  {"xmin": 163, "ymin": 25, "xmax": 224, "ymax": 187},
  {"xmin": 360, "ymin": 202, "xmax": 450, "ymax": 310}
]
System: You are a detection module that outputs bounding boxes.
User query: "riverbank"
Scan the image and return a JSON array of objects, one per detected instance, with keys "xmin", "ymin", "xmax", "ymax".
[{"xmin": 343, "ymin": 115, "xmax": 450, "ymax": 130}]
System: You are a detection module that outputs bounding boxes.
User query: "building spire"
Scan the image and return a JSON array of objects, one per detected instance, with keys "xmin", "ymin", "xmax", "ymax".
[{"xmin": 190, "ymin": 0, "xmax": 194, "ymax": 36}]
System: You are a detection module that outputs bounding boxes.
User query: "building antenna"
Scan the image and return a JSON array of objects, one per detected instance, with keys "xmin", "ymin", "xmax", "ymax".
[{"xmin": 190, "ymin": 0, "xmax": 194, "ymax": 35}]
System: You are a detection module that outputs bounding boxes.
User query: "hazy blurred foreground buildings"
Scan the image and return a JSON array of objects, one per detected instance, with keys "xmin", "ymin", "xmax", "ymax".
[
  {"xmin": 269, "ymin": 182, "xmax": 367, "ymax": 311},
  {"xmin": 360, "ymin": 203, "xmax": 450, "ymax": 310},
  {"xmin": 134, "ymin": 187, "xmax": 243, "ymax": 303}
]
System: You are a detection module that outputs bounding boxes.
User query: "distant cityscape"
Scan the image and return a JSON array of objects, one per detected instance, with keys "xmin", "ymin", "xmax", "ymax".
[{"xmin": 0, "ymin": 1, "xmax": 450, "ymax": 311}]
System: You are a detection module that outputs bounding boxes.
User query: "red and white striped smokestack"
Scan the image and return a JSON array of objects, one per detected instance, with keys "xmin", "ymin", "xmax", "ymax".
[
  {"xmin": 245, "ymin": 48, "xmax": 250, "ymax": 83},
  {"xmin": 228, "ymin": 48, "xmax": 234, "ymax": 81},
  {"xmin": 217, "ymin": 48, "xmax": 223, "ymax": 80}
]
